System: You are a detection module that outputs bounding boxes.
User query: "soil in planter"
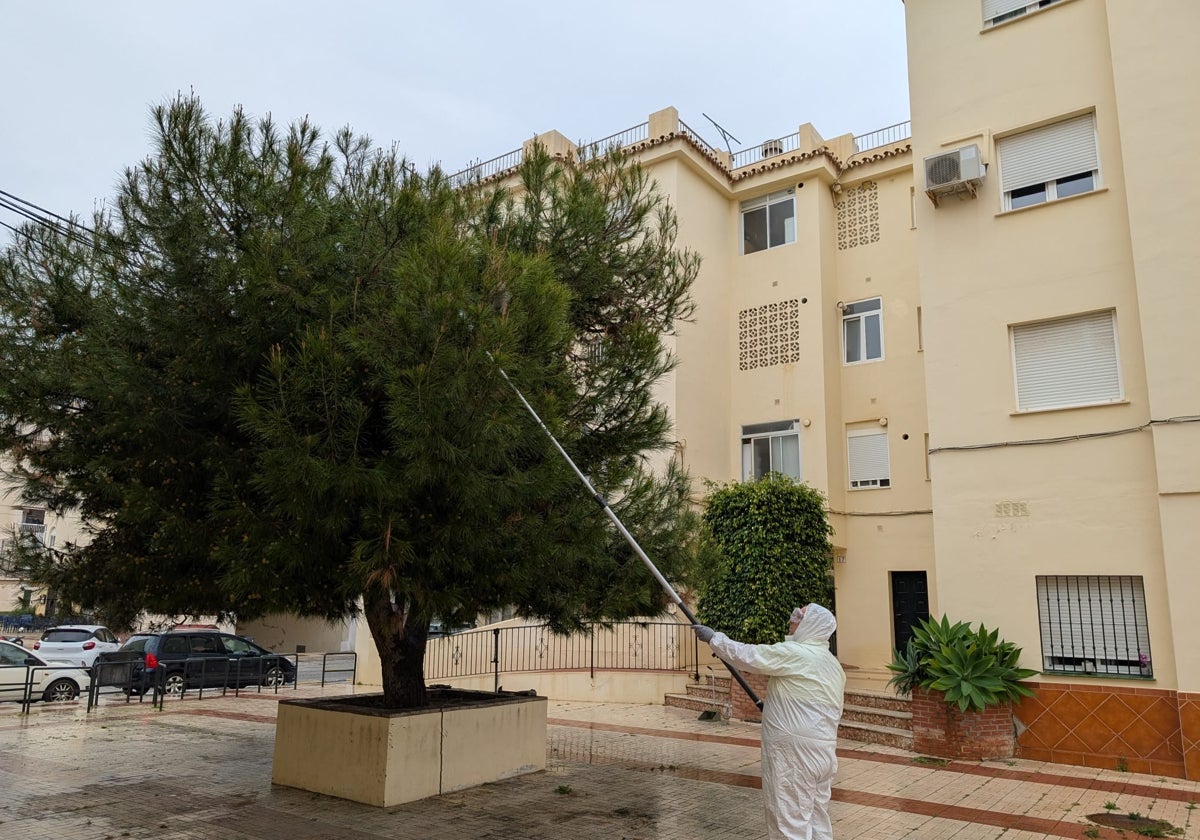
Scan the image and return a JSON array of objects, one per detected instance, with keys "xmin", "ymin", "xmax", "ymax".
[{"xmin": 1086, "ymin": 812, "xmax": 1180, "ymax": 836}]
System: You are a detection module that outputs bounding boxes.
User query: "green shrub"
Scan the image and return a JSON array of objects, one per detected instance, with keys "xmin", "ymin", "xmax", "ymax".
[
  {"xmin": 886, "ymin": 614, "xmax": 1037, "ymax": 712},
  {"xmin": 697, "ymin": 475, "xmax": 833, "ymax": 645}
]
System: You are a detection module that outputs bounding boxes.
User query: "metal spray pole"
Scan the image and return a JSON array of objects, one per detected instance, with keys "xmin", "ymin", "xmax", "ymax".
[{"xmin": 489, "ymin": 354, "xmax": 763, "ymax": 710}]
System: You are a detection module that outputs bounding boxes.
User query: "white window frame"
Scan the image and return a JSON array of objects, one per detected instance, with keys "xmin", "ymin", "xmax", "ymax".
[
  {"xmin": 847, "ymin": 429, "xmax": 890, "ymax": 490},
  {"xmin": 741, "ymin": 420, "xmax": 801, "ymax": 482},
  {"xmin": 983, "ymin": 0, "xmax": 1063, "ymax": 28},
  {"xmin": 1036, "ymin": 575, "xmax": 1152, "ymax": 677},
  {"xmin": 741, "ymin": 189, "xmax": 796, "ymax": 255},
  {"xmin": 997, "ymin": 113, "xmax": 1099, "ymax": 211},
  {"xmin": 842, "ymin": 297, "xmax": 884, "ymax": 365},
  {"xmin": 1010, "ymin": 310, "xmax": 1122, "ymax": 412}
]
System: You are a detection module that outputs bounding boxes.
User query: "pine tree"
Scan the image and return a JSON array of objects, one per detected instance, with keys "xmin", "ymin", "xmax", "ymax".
[{"xmin": 0, "ymin": 97, "xmax": 700, "ymax": 707}]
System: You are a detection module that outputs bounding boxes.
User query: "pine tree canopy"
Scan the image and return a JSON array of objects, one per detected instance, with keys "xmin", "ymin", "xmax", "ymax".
[{"xmin": 0, "ymin": 96, "xmax": 701, "ymax": 706}]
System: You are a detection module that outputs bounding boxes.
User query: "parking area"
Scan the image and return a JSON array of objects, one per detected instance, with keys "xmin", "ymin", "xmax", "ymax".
[{"xmin": 3, "ymin": 686, "xmax": 1200, "ymax": 839}]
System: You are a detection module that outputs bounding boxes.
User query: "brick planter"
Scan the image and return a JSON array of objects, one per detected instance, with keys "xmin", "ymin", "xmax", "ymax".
[
  {"xmin": 731, "ymin": 671, "xmax": 770, "ymax": 723},
  {"xmin": 910, "ymin": 687, "xmax": 1016, "ymax": 760}
]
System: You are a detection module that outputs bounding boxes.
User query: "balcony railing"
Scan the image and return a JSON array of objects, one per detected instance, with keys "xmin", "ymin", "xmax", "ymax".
[
  {"xmin": 854, "ymin": 120, "xmax": 912, "ymax": 153},
  {"xmin": 18, "ymin": 522, "xmax": 45, "ymax": 535}
]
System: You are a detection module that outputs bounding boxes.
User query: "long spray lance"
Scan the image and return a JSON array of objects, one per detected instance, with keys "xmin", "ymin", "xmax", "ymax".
[{"xmin": 489, "ymin": 353, "xmax": 764, "ymax": 710}]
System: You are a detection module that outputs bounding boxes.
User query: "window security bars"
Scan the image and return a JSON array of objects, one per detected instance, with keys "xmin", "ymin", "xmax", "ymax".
[
  {"xmin": 424, "ymin": 621, "xmax": 698, "ymax": 690},
  {"xmin": 1036, "ymin": 575, "xmax": 1152, "ymax": 677}
]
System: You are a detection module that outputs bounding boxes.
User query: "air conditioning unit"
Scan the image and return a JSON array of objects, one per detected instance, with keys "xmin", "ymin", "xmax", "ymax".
[{"xmin": 923, "ymin": 144, "xmax": 984, "ymax": 206}]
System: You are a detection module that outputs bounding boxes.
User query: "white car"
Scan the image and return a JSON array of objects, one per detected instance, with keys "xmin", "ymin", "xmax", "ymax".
[
  {"xmin": 0, "ymin": 639, "xmax": 91, "ymax": 702},
  {"xmin": 33, "ymin": 624, "xmax": 121, "ymax": 669}
]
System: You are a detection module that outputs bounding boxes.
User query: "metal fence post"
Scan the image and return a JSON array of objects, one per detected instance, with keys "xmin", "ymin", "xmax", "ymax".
[
  {"xmin": 590, "ymin": 625, "xmax": 595, "ymax": 680},
  {"xmin": 491, "ymin": 628, "xmax": 500, "ymax": 693}
]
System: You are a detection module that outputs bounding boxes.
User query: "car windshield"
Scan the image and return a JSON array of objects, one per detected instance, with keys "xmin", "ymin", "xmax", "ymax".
[
  {"xmin": 119, "ymin": 636, "xmax": 154, "ymax": 652},
  {"xmin": 42, "ymin": 629, "xmax": 92, "ymax": 643}
]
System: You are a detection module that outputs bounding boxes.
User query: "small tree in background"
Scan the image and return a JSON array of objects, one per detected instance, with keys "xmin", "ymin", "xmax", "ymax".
[
  {"xmin": 698, "ymin": 475, "xmax": 834, "ymax": 645},
  {"xmin": 0, "ymin": 96, "xmax": 701, "ymax": 709}
]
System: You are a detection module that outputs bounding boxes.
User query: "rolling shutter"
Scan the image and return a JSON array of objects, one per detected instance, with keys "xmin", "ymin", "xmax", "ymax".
[
  {"xmin": 848, "ymin": 431, "xmax": 889, "ymax": 486},
  {"xmin": 983, "ymin": 0, "xmax": 1029, "ymax": 22},
  {"xmin": 1012, "ymin": 311, "xmax": 1120, "ymax": 411},
  {"xmin": 998, "ymin": 114, "xmax": 1098, "ymax": 194}
]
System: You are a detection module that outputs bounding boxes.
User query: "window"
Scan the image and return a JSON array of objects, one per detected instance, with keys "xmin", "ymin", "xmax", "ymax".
[
  {"xmin": 741, "ymin": 189, "xmax": 795, "ymax": 255},
  {"xmin": 843, "ymin": 297, "xmax": 883, "ymax": 364},
  {"xmin": 1036, "ymin": 575, "xmax": 1152, "ymax": 677},
  {"xmin": 1011, "ymin": 310, "xmax": 1121, "ymax": 411},
  {"xmin": 984, "ymin": 0, "xmax": 1063, "ymax": 27},
  {"xmin": 19, "ymin": 508, "xmax": 45, "ymax": 535},
  {"xmin": 997, "ymin": 113, "xmax": 1098, "ymax": 211},
  {"xmin": 847, "ymin": 430, "xmax": 890, "ymax": 489},
  {"xmin": 741, "ymin": 420, "xmax": 801, "ymax": 481}
]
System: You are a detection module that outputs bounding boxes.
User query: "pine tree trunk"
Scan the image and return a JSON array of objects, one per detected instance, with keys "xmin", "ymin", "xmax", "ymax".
[{"xmin": 364, "ymin": 590, "xmax": 429, "ymax": 708}]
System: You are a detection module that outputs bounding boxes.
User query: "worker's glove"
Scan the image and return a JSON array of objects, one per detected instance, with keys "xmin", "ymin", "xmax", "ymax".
[{"xmin": 692, "ymin": 624, "xmax": 715, "ymax": 643}]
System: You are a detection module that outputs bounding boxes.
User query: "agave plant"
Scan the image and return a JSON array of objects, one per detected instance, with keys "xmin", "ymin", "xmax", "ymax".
[{"xmin": 886, "ymin": 615, "xmax": 1037, "ymax": 712}]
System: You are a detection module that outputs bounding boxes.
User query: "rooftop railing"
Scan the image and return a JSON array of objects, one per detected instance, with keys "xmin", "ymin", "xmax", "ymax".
[
  {"xmin": 447, "ymin": 146, "xmax": 524, "ymax": 188},
  {"xmin": 576, "ymin": 122, "xmax": 649, "ymax": 162},
  {"xmin": 677, "ymin": 120, "xmax": 723, "ymax": 162},
  {"xmin": 854, "ymin": 120, "xmax": 911, "ymax": 153},
  {"xmin": 448, "ymin": 116, "xmax": 913, "ymax": 186},
  {"xmin": 730, "ymin": 132, "xmax": 801, "ymax": 169}
]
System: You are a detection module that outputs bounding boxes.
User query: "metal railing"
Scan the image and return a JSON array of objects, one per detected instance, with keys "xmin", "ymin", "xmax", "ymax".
[
  {"xmin": 4, "ymin": 662, "xmax": 90, "ymax": 714},
  {"xmin": 854, "ymin": 120, "xmax": 912, "ymax": 153},
  {"xmin": 80, "ymin": 650, "xmax": 358, "ymax": 710},
  {"xmin": 1036, "ymin": 575, "xmax": 1152, "ymax": 678},
  {"xmin": 447, "ymin": 146, "xmax": 525, "ymax": 188},
  {"xmin": 730, "ymin": 132, "xmax": 801, "ymax": 169},
  {"xmin": 425, "ymin": 620, "xmax": 699, "ymax": 692},
  {"xmin": 677, "ymin": 120, "xmax": 723, "ymax": 161},
  {"xmin": 576, "ymin": 122, "xmax": 649, "ymax": 162}
]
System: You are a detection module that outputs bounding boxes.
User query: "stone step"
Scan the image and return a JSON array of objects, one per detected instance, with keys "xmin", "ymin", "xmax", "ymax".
[
  {"xmin": 844, "ymin": 689, "xmax": 910, "ymax": 713},
  {"xmin": 838, "ymin": 719, "xmax": 914, "ymax": 751},
  {"xmin": 664, "ymin": 692, "xmax": 729, "ymax": 714},
  {"xmin": 685, "ymin": 681, "xmax": 731, "ymax": 700},
  {"xmin": 842, "ymin": 702, "xmax": 913, "ymax": 731}
]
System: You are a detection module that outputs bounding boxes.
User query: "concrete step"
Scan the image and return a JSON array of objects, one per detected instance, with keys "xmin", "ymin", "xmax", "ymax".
[
  {"xmin": 838, "ymin": 719, "xmax": 914, "ymax": 751},
  {"xmin": 842, "ymin": 702, "xmax": 913, "ymax": 730}
]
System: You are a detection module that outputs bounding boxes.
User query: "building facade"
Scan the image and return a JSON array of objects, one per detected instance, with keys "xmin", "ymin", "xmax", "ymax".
[{"xmin": 381, "ymin": 0, "xmax": 1199, "ymax": 777}]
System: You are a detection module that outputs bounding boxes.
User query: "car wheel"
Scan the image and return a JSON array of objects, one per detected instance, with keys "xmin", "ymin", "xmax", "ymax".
[
  {"xmin": 263, "ymin": 666, "xmax": 286, "ymax": 689},
  {"xmin": 162, "ymin": 673, "xmax": 186, "ymax": 697},
  {"xmin": 43, "ymin": 678, "xmax": 79, "ymax": 703}
]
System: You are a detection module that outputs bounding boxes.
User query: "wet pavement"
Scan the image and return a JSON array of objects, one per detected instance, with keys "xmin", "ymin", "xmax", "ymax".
[{"xmin": 2, "ymin": 683, "xmax": 1199, "ymax": 839}]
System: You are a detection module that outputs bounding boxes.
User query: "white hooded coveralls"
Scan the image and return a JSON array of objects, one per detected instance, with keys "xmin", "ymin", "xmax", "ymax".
[{"xmin": 709, "ymin": 604, "xmax": 845, "ymax": 840}]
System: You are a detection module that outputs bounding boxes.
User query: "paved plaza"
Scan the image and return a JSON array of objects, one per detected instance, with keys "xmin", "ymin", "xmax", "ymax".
[{"xmin": 3, "ymin": 684, "xmax": 1200, "ymax": 839}]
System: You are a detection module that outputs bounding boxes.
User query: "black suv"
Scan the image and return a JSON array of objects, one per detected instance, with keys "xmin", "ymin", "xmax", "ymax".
[{"xmin": 114, "ymin": 631, "xmax": 296, "ymax": 696}]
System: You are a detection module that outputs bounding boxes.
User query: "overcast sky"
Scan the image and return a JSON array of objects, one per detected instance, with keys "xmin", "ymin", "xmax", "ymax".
[{"xmin": 2, "ymin": 1, "xmax": 910, "ymax": 223}]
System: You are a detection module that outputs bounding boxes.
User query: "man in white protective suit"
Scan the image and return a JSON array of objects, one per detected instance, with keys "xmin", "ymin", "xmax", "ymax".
[{"xmin": 693, "ymin": 604, "xmax": 845, "ymax": 840}]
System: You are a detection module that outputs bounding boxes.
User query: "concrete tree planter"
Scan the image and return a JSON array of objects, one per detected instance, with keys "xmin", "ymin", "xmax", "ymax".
[
  {"xmin": 910, "ymin": 687, "xmax": 1016, "ymax": 760},
  {"xmin": 271, "ymin": 688, "xmax": 547, "ymax": 807}
]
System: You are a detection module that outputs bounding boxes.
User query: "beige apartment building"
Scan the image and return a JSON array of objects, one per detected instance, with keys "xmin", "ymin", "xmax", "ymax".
[{"xmin": 365, "ymin": 0, "xmax": 1196, "ymax": 777}]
